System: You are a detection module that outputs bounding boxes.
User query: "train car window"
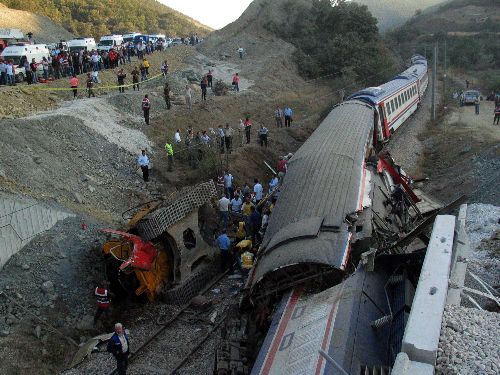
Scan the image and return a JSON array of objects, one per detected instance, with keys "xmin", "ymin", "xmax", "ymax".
[
  {"xmin": 387, "ymin": 103, "xmax": 391, "ymax": 115},
  {"xmin": 391, "ymin": 100, "xmax": 395, "ymax": 112},
  {"xmin": 398, "ymin": 95, "xmax": 402, "ymax": 107}
]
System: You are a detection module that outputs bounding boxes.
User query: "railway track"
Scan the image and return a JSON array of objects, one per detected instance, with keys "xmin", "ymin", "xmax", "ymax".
[{"xmin": 105, "ymin": 270, "xmax": 232, "ymax": 375}]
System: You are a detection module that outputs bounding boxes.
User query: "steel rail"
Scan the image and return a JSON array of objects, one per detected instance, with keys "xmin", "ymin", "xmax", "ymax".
[{"xmin": 105, "ymin": 270, "xmax": 229, "ymax": 375}]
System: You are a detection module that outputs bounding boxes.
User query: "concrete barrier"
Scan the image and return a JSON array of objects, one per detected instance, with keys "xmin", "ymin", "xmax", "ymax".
[
  {"xmin": 392, "ymin": 352, "xmax": 434, "ymax": 375},
  {"xmin": 401, "ymin": 215, "xmax": 455, "ymax": 365},
  {"xmin": 447, "ymin": 204, "xmax": 471, "ymax": 305},
  {"xmin": 0, "ymin": 195, "xmax": 73, "ymax": 268}
]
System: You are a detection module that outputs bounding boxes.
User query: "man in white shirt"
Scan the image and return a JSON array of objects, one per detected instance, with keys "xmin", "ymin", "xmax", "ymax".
[
  {"xmin": 174, "ymin": 129, "xmax": 182, "ymax": 144},
  {"xmin": 218, "ymin": 195, "xmax": 230, "ymax": 229},
  {"xmin": 107, "ymin": 323, "xmax": 130, "ymax": 375},
  {"xmin": 137, "ymin": 149, "xmax": 150, "ymax": 182},
  {"xmin": 201, "ymin": 131, "xmax": 211, "ymax": 145},
  {"xmin": 238, "ymin": 46, "xmax": 244, "ymax": 59},
  {"xmin": 253, "ymin": 178, "xmax": 263, "ymax": 203},
  {"xmin": 224, "ymin": 170, "xmax": 234, "ymax": 199}
]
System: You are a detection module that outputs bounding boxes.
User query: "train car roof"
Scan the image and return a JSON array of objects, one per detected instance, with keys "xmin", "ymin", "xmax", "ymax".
[
  {"xmin": 251, "ymin": 265, "xmax": 396, "ymax": 375},
  {"xmin": 249, "ymin": 100, "xmax": 374, "ymax": 290},
  {"xmin": 348, "ymin": 63, "xmax": 427, "ymax": 106}
]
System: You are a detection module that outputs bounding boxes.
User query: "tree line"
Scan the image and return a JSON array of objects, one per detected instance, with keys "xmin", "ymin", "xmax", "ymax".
[
  {"xmin": 263, "ymin": 0, "xmax": 397, "ymax": 84},
  {"xmin": 3, "ymin": 0, "xmax": 211, "ymax": 37}
]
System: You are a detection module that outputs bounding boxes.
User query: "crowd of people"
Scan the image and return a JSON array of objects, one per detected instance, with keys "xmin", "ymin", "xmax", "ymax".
[
  {"xmin": 214, "ymin": 151, "xmax": 290, "ymax": 274},
  {"xmin": 0, "ymin": 39, "xmax": 167, "ymax": 87}
]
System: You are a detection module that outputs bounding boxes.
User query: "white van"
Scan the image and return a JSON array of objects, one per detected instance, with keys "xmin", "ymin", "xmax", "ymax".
[
  {"xmin": 0, "ymin": 43, "xmax": 49, "ymax": 81},
  {"xmin": 67, "ymin": 37, "xmax": 97, "ymax": 52},
  {"xmin": 98, "ymin": 35, "xmax": 123, "ymax": 52}
]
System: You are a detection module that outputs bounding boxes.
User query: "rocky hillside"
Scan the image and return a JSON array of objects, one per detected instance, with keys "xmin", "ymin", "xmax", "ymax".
[
  {"xmin": 390, "ymin": 0, "xmax": 500, "ymax": 34},
  {"xmin": 0, "ymin": 3, "xmax": 74, "ymax": 43},
  {"xmin": 0, "ymin": 0, "xmax": 211, "ymax": 38},
  {"xmin": 355, "ymin": 0, "xmax": 448, "ymax": 31}
]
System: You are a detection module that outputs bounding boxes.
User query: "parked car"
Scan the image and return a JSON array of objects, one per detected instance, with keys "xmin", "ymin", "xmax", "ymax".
[
  {"xmin": 463, "ymin": 90, "xmax": 481, "ymax": 104},
  {"xmin": 171, "ymin": 38, "xmax": 184, "ymax": 46}
]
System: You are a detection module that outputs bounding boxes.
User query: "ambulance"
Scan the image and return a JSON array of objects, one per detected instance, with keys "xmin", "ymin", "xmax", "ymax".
[{"xmin": 0, "ymin": 43, "xmax": 49, "ymax": 82}]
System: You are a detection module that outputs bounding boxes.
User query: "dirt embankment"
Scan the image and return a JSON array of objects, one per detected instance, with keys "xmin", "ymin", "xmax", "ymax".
[
  {"xmin": 0, "ymin": 3, "xmax": 74, "ymax": 43},
  {"xmin": 418, "ymin": 99, "xmax": 499, "ymax": 205}
]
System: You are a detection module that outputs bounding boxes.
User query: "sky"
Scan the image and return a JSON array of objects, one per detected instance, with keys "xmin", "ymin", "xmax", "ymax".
[{"xmin": 160, "ymin": 0, "xmax": 253, "ymax": 30}]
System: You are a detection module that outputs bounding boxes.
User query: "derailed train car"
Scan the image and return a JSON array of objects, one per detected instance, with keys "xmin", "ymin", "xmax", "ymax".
[{"xmin": 215, "ymin": 56, "xmax": 439, "ymax": 374}]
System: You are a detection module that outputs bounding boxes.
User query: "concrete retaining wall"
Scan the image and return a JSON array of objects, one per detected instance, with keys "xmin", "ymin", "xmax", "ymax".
[{"xmin": 0, "ymin": 195, "xmax": 73, "ymax": 269}]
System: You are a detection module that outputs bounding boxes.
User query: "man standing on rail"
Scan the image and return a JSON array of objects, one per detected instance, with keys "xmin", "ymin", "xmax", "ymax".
[
  {"xmin": 107, "ymin": 323, "xmax": 130, "ymax": 375},
  {"xmin": 141, "ymin": 94, "xmax": 151, "ymax": 125}
]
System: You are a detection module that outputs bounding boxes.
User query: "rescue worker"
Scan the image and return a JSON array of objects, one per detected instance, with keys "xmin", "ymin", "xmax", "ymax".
[
  {"xmin": 232, "ymin": 219, "xmax": 246, "ymax": 241},
  {"xmin": 141, "ymin": 94, "xmax": 151, "ymax": 125},
  {"xmin": 107, "ymin": 323, "xmax": 130, "ymax": 375},
  {"xmin": 164, "ymin": 141, "xmax": 174, "ymax": 171},
  {"xmin": 164, "ymin": 81, "xmax": 171, "ymax": 109},
  {"xmin": 93, "ymin": 281, "xmax": 111, "ymax": 325}
]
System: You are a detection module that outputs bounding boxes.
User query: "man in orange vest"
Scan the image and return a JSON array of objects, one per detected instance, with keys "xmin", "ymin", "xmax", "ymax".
[
  {"xmin": 69, "ymin": 74, "xmax": 79, "ymax": 99},
  {"xmin": 94, "ymin": 281, "xmax": 112, "ymax": 325},
  {"xmin": 142, "ymin": 94, "xmax": 151, "ymax": 125}
]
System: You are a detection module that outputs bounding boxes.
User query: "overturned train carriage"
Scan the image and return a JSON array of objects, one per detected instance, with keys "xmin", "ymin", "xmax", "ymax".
[
  {"xmin": 102, "ymin": 181, "xmax": 221, "ymax": 303},
  {"xmin": 247, "ymin": 100, "xmax": 422, "ymax": 303}
]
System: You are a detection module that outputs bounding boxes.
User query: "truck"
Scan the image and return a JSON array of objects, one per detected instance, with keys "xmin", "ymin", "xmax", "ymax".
[
  {"xmin": 98, "ymin": 34, "xmax": 124, "ymax": 52},
  {"xmin": 100, "ymin": 181, "xmax": 221, "ymax": 304},
  {"xmin": 0, "ymin": 43, "xmax": 49, "ymax": 82},
  {"xmin": 67, "ymin": 37, "xmax": 97, "ymax": 52}
]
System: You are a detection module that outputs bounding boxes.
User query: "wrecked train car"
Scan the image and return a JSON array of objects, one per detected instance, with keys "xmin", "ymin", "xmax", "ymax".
[
  {"xmin": 102, "ymin": 180, "xmax": 221, "ymax": 303},
  {"xmin": 246, "ymin": 100, "xmax": 430, "ymax": 304}
]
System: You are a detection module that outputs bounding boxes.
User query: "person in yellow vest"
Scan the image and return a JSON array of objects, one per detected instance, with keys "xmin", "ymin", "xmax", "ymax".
[
  {"xmin": 235, "ymin": 239, "xmax": 253, "ymax": 273},
  {"xmin": 164, "ymin": 141, "xmax": 174, "ymax": 171},
  {"xmin": 232, "ymin": 220, "xmax": 246, "ymax": 241}
]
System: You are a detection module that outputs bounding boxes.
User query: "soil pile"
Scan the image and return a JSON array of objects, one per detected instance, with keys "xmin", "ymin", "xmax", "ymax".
[{"xmin": 0, "ymin": 3, "xmax": 74, "ymax": 43}]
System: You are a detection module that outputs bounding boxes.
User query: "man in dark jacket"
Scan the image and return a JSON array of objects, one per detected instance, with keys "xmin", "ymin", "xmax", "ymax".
[{"xmin": 107, "ymin": 323, "xmax": 130, "ymax": 375}]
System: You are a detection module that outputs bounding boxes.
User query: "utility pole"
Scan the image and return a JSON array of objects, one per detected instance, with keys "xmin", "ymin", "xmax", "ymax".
[
  {"xmin": 443, "ymin": 40, "xmax": 447, "ymax": 108},
  {"xmin": 431, "ymin": 43, "xmax": 438, "ymax": 121}
]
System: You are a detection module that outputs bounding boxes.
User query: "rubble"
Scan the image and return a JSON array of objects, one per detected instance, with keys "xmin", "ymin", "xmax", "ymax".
[{"xmin": 437, "ymin": 305, "xmax": 499, "ymax": 375}]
